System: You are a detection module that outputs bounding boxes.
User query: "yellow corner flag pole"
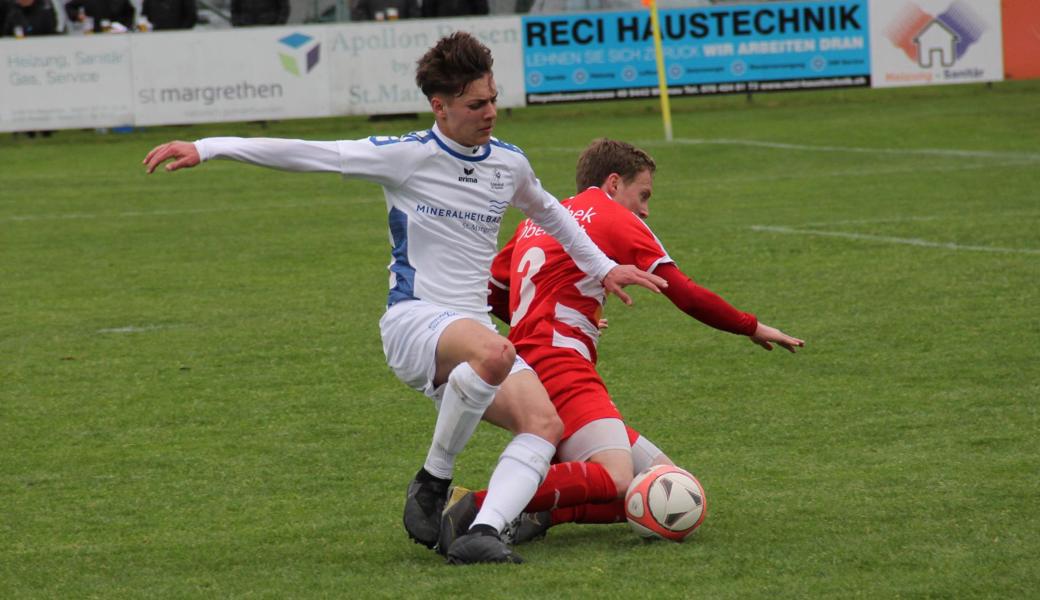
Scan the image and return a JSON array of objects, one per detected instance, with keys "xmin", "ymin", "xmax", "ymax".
[{"xmin": 645, "ymin": 0, "xmax": 673, "ymax": 141}]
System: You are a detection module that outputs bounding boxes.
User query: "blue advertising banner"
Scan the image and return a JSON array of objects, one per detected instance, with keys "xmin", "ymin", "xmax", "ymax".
[{"xmin": 522, "ymin": 0, "xmax": 871, "ymax": 103}]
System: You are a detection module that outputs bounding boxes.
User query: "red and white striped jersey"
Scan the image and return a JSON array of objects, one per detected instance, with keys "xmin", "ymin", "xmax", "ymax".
[{"xmin": 490, "ymin": 186, "xmax": 672, "ymax": 363}]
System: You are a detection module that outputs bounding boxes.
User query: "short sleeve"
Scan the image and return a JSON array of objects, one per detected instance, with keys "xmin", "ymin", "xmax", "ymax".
[{"xmin": 604, "ymin": 206, "xmax": 673, "ymax": 274}]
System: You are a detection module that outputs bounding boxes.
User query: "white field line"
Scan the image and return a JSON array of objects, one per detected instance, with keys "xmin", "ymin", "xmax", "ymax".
[
  {"xmin": 679, "ymin": 159, "xmax": 1035, "ymax": 187},
  {"xmin": 542, "ymin": 139, "xmax": 1040, "ymax": 162},
  {"xmin": 657, "ymin": 138, "xmax": 1040, "ymax": 162},
  {"xmin": 750, "ymin": 225, "xmax": 1040, "ymax": 255},
  {"xmin": 531, "ymin": 155, "xmax": 1034, "ymax": 191},
  {"xmin": 96, "ymin": 324, "xmax": 179, "ymax": 334},
  {"xmin": 1, "ymin": 198, "xmax": 377, "ymax": 224},
  {"xmin": 538, "ymin": 140, "xmax": 1037, "ymax": 186},
  {"xmin": 797, "ymin": 210, "xmax": 1040, "ymax": 228}
]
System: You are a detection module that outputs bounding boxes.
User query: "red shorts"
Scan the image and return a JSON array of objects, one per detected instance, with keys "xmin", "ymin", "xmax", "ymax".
[{"xmin": 518, "ymin": 342, "xmax": 637, "ymax": 443}]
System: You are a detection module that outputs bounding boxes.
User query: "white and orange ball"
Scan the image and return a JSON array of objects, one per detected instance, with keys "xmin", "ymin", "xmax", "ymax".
[{"xmin": 624, "ymin": 465, "xmax": 706, "ymax": 542}]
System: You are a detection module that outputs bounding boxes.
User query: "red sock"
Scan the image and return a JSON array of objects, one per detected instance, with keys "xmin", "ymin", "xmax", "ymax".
[
  {"xmin": 471, "ymin": 461, "xmax": 617, "ymax": 512},
  {"xmin": 528, "ymin": 461, "xmax": 618, "ymax": 512},
  {"xmin": 551, "ymin": 499, "xmax": 626, "ymax": 525}
]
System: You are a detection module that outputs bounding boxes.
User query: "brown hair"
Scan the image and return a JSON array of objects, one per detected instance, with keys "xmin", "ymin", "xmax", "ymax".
[
  {"xmin": 575, "ymin": 138, "xmax": 656, "ymax": 193},
  {"xmin": 415, "ymin": 32, "xmax": 494, "ymax": 99}
]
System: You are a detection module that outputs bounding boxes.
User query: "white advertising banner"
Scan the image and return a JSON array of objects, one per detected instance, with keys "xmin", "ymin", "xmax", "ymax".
[
  {"xmin": 131, "ymin": 26, "xmax": 333, "ymax": 126},
  {"xmin": 0, "ymin": 35, "xmax": 133, "ymax": 132},
  {"xmin": 325, "ymin": 17, "xmax": 524, "ymax": 116},
  {"xmin": 869, "ymin": 0, "xmax": 1004, "ymax": 88}
]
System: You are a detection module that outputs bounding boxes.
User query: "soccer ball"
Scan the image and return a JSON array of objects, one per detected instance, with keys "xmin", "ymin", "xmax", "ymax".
[{"xmin": 625, "ymin": 464, "xmax": 706, "ymax": 542}]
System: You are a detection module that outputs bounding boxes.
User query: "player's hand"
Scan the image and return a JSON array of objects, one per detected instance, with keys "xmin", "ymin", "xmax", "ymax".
[
  {"xmin": 597, "ymin": 318, "xmax": 609, "ymax": 331},
  {"xmin": 143, "ymin": 141, "xmax": 200, "ymax": 174},
  {"xmin": 749, "ymin": 322, "xmax": 804, "ymax": 353},
  {"xmin": 602, "ymin": 265, "xmax": 667, "ymax": 305}
]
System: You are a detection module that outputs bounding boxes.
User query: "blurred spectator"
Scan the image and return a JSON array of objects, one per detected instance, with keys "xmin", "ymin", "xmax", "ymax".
[
  {"xmin": 2, "ymin": 0, "xmax": 59, "ymax": 37},
  {"xmin": 421, "ymin": 0, "xmax": 486, "ymax": 17},
  {"xmin": 351, "ymin": 0, "xmax": 420, "ymax": 121},
  {"xmin": 350, "ymin": 0, "xmax": 418, "ymax": 21},
  {"xmin": 142, "ymin": 0, "xmax": 196, "ymax": 29},
  {"xmin": 4, "ymin": 0, "xmax": 60, "ymax": 138},
  {"xmin": 231, "ymin": 0, "xmax": 288, "ymax": 26},
  {"xmin": 65, "ymin": 0, "xmax": 135, "ymax": 32}
]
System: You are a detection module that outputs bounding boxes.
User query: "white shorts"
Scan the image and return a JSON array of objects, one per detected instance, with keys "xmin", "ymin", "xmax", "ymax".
[
  {"xmin": 379, "ymin": 299, "xmax": 529, "ymax": 400},
  {"xmin": 557, "ymin": 418, "xmax": 630, "ymax": 463},
  {"xmin": 557, "ymin": 418, "xmax": 666, "ymax": 474}
]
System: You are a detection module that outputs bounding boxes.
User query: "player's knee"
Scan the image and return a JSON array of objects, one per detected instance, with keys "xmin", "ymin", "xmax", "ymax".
[
  {"xmin": 472, "ymin": 338, "xmax": 516, "ymax": 385},
  {"xmin": 543, "ymin": 412, "xmax": 564, "ymax": 445},
  {"xmin": 519, "ymin": 407, "xmax": 563, "ymax": 445}
]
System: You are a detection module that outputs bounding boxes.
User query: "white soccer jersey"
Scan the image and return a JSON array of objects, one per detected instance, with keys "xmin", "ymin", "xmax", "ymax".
[{"xmin": 194, "ymin": 124, "xmax": 617, "ymax": 315}]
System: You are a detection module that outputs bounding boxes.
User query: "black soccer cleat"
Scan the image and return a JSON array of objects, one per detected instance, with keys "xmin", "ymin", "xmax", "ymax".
[
  {"xmin": 502, "ymin": 510, "xmax": 552, "ymax": 546},
  {"xmin": 446, "ymin": 527, "xmax": 524, "ymax": 565},
  {"xmin": 403, "ymin": 469, "xmax": 451, "ymax": 549},
  {"xmin": 437, "ymin": 486, "xmax": 478, "ymax": 556}
]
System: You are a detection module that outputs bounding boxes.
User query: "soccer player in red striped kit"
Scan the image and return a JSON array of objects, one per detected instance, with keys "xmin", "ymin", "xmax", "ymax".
[
  {"xmin": 143, "ymin": 35, "xmax": 669, "ymax": 565},
  {"xmin": 439, "ymin": 138, "xmax": 804, "ymax": 548}
]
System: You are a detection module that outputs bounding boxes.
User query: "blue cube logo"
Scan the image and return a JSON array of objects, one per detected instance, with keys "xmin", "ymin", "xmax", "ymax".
[{"xmin": 278, "ymin": 33, "xmax": 320, "ymax": 76}]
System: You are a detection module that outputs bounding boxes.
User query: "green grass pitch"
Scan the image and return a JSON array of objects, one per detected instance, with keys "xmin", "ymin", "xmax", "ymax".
[{"xmin": 2, "ymin": 80, "xmax": 1038, "ymax": 598}]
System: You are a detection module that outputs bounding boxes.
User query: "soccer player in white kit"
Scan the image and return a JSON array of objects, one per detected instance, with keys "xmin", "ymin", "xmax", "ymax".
[{"xmin": 142, "ymin": 32, "xmax": 666, "ymax": 564}]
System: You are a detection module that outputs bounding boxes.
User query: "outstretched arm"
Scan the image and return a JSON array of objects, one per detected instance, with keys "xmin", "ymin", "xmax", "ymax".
[
  {"xmin": 601, "ymin": 264, "xmax": 667, "ymax": 306},
  {"xmin": 143, "ymin": 141, "xmax": 200, "ymax": 173},
  {"xmin": 143, "ymin": 138, "xmax": 344, "ymax": 175},
  {"xmin": 748, "ymin": 322, "xmax": 804, "ymax": 353},
  {"xmin": 657, "ymin": 263, "xmax": 803, "ymax": 353}
]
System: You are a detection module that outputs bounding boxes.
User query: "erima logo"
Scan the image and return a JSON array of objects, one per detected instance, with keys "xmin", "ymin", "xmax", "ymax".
[
  {"xmin": 464, "ymin": 167, "xmax": 475, "ymax": 175},
  {"xmin": 885, "ymin": 1, "xmax": 986, "ymax": 68},
  {"xmin": 458, "ymin": 166, "xmax": 478, "ymax": 183},
  {"xmin": 278, "ymin": 33, "xmax": 321, "ymax": 76}
]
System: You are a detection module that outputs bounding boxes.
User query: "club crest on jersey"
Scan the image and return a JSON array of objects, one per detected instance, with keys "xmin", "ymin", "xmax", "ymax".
[
  {"xmin": 490, "ymin": 169, "xmax": 506, "ymax": 191},
  {"xmin": 459, "ymin": 166, "xmax": 478, "ymax": 184}
]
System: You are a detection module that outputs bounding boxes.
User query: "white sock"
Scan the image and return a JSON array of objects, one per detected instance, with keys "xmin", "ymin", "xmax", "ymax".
[
  {"xmin": 423, "ymin": 362, "xmax": 498, "ymax": 480},
  {"xmin": 471, "ymin": 433, "xmax": 555, "ymax": 532}
]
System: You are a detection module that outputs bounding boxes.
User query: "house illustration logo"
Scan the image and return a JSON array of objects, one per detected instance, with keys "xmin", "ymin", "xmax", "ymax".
[
  {"xmin": 278, "ymin": 33, "xmax": 320, "ymax": 76},
  {"xmin": 884, "ymin": 0, "xmax": 986, "ymax": 68}
]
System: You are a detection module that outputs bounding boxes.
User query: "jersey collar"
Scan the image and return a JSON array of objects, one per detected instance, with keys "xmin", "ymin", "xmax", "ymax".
[
  {"xmin": 430, "ymin": 123, "xmax": 491, "ymax": 162},
  {"xmin": 582, "ymin": 185, "xmax": 611, "ymax": 200}
]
